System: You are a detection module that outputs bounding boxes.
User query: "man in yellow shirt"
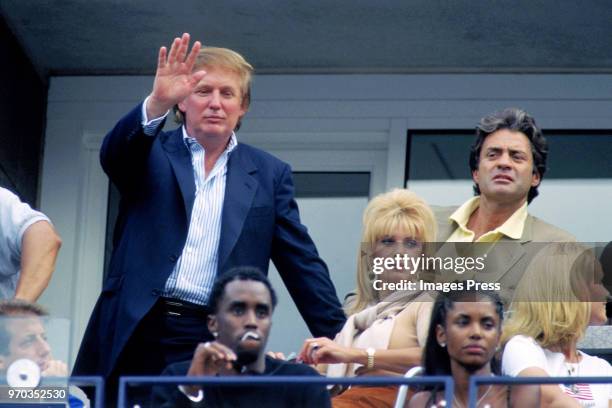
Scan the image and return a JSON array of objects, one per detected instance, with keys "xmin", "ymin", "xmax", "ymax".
[{"xmin": 434, "ymin": 108, "xmax": 574, "ymax": 293}]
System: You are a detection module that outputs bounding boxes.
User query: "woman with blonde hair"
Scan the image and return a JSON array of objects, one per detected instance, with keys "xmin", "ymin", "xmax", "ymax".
[
  {"xmin": 502, "ymin": 242, "xmax": 611, "ymax": 408},
  {"xmin": 298, "ymin": 189, "xmax": 437, "ymax": 407}
]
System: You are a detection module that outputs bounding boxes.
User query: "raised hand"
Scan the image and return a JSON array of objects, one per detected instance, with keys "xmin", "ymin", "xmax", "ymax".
[{"xmin": 146, "ymin": 33, "xmax": 207, "ymax": 119}]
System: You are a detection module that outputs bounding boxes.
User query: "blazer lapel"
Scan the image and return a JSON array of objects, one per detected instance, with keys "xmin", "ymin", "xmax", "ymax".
[
  {"xmin": 218, "ymin": 145, "xmax": 258, "ymax": 272},
  {"xmin": 162, "ymin": 130, "xmax": 196, "ymax": 219},
  {"xmin": 433, "ymin": 207, "xmax": 533, "ymax": 285}
]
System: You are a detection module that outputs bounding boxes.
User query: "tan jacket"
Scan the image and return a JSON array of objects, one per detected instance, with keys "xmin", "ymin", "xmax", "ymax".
[{"xmin": 432, "ymin": 205, "xmax": 576, "ymax": 300}]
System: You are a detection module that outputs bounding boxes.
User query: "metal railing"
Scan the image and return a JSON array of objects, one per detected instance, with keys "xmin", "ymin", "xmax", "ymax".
[
  {"xmin": 118, "ymin": 375, "xmax": 454, "ymax": 408},
  {"xmin": 69, "ymin": 376, "xmax": 105, "ymax": 408},
  {"xmin": 0, "ymin": 376, "xmax": 104, "ymax": 408},
  {"xmin": 469, "ymin": 375, "xmax": 612, "ymax": 407}
]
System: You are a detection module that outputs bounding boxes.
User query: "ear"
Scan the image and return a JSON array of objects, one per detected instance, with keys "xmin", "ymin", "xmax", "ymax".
[
  {"xmin": 435, "ymin": 324, "xmax": 446, "ymax": 347},
  {"xmin": 177, "ymin": 100, "xmax": 187, "ymax": 114},
  {"xmin": 207, "ymin": 314, "xmax": 218, "ymax": 334},
  {"xmin": 238, "ymin": 104, "xmax": 248, "ymax": 119},
  {"xmin": 531, "ymin": 170, "xmax": 541, "ymax": 188},
  {"xmin": 0, "ymin": 355, "xmax": 6, "ymax": 371},
  {"xmin": 472, "ymin": 169, "xmax": 480, "ymax": 187}
]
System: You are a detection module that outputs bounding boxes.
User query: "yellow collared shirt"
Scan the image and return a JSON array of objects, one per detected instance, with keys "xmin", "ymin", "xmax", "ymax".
[{"xmin": 447, "ymin": 197, "xmax": 527, "ymax": 243}]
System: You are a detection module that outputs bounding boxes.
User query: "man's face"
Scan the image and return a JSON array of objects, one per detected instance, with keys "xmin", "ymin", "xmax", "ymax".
[
  {"xmin": 0, "ymin": 316, "xmax": 51, "ymax": 372},
  {"xmin": 208, "ymin": 280, "xmax": 272, "ymax": 367},
  {"xmin": 472, "ymin": 129, "xmax": 540, "ymax": 205},
  {"xmin": 178, "ymin": 66, "xmax": 247, "ymax": 141}
]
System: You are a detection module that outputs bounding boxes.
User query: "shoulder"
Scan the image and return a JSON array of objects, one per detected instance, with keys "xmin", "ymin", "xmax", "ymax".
[
  {"xmin": 527, "ymin": 215, "xmax": 576, "ymax": 242},
  {"xmin": 160, "ymin": 360, "xmax": 191, "ymax": 376},
  {"xmin": 0, "ymin": 188, "xmax": 49, "ymax": 235},
  {"xmin": 408, "ymin": 391, "xmax": 434, "ymax": 408},
  {"xmin": 266, "ymin": 357, "xmax": 321, "ymax": 377},
  {"xmin": 431, "ymin": 205, "xmax": 458, "ymax": 219},
  {"xmin": 502, "ymin": 335, "xmax": 549, "ymax": 376},
  {"xmin": 0, "ymin": 187, "xmax": 22, "ymax": 208},
  {"xmin": 431, "ymin": 205, "xmax": 460, "ymax": 241},
  {"xmin": 396, "ymin": 293, "xmax": 435, "ymax": 318},
  {"xmin": 579, "ymin": 351, "xmax": 612, "ymax": 374},
  {"xmin": 505, "ymin": 335, "xmax": 542, "ymax": 353},
  {"xmin": 232, "ymin": 143, "xmax": 291, "ymax": 184},
  {"xmin": 235, "ymin": 143, "xmax": 287, "ymax": 168}
]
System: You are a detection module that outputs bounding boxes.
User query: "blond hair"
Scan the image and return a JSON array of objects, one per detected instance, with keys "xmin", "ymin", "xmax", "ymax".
[
  {"xmin": 174, "ymin": 47, "xmax": 254, "ymax": 129},
  {"xmin": 348, "ymin": 189, "xmax": 436, "ymax": 315},
  {"xmin": 502, "ymin": 243, "xmax": 598, "ymax": 349}
]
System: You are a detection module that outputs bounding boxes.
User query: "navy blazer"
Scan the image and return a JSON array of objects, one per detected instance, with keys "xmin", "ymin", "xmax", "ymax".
[{"xmin": 73, "ymin": 104, "xmax": 346, "ymax": 377}]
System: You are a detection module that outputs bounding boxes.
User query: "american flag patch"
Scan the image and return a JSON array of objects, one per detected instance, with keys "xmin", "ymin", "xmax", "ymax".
[{"xmin": 563, "ymin": 383, "xmax": 593, "ymax": 401}]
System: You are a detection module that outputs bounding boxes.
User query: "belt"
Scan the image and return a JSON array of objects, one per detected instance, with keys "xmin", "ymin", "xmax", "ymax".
[{"xmin": 159, "ymin": 297, "xmax": 210, "ymax": 318}]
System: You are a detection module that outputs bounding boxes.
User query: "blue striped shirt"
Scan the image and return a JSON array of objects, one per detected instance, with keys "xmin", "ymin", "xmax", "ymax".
[{"xmin": 141, "ymin": 101, "xmax": 237, "ymax": 305}]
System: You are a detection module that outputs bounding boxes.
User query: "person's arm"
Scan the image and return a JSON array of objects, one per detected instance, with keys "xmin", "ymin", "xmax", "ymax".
[
  {"xmin": 517, "ymin": 367, "xmax": 580, "ymax": 408},
  {"xmin": 100, "ymin": 33, "xmax": 206, "ymax": 192},
  {"xmin": 270, "ymin": 164, "xmax": 346, "ymax": 338},
  {"xmin": 298, "ymin": 337, "xmax": 422, "ymax": 373},
  {"xmin": 179, "ymin": 341, "xmax": 237, "ymax": 399},
  {"xmin": 151, "ymin": 362, "xmax": 194, "ymax": 408},
  {"xmin": 502, "ymin": 336, "xmax": 579, "ymax": 408},
  {"xmin": 14, "ymin": 220, "xmax": 61, "ymax": 302}
]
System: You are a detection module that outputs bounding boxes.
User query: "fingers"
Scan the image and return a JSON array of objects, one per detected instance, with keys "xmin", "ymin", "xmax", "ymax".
[
  {"xmin": 167, "ymin": 37, "xmax": 181, "ymax": 65},
  {"xmin": 42, "ymin": 360, "xmax": 68, "ymax": 377},
  {"xmin": 166, "ymin": 33, "xmax": 194, "ymax": 65},
  {"xmin": 298, "ymin": 338, "xmax": 326, "ymax": 364},
  {"xmin": 157, "ymin": 46, "xmax": 167, "ymax": 70},
  {"xmin": 189, "ymin": 69, "xmax": 207, "ymax": 87},
  {"xmin": 197, "ymin": 341, "xmax": 237, "ymax": 362},
  {"xmin": 176, "ymin": 33, "xmax": 191, "ymax": 64},
  {"xmin": 202, "ymin": 342, "xmax": 237, "ymax": 368},
  {"xmin": 185, "ymin": 40, "xmax": 202, "ymax": 69},
  {"xmin": 297, "ymin": 339, "xmax": 312, "ymax": 362},
  {"xmin": 189, "ymin": 341, "xmax": 238, "ymax": 376},
  {"xmin": 266, "ymin": 351, "xmax": 286, "ymax": 360}
]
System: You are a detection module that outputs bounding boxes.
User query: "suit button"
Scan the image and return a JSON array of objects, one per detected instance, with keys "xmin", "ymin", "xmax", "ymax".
[
  {"xmin": 169, "ymin": 254, "xmax": 178, "ymax": 262},
  {"xmin": 152, "ymin": 289, "xmax": 161, "ymax": 296}
]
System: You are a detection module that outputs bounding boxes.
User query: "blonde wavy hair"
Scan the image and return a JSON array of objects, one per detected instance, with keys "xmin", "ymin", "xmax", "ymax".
[
  {"xmin": 501, "ymin": 243, "xmax": 599, "ymax": 349},
  {"xmin": 347, "ymin": 189, "xmax": 436, "ymax": 315}
]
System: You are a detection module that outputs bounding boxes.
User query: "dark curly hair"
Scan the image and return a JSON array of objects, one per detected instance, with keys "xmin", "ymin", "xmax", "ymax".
[
  {"xmin": 208, "ymin": 267, "xmax": 277, "ymax": 314},
  {"xmin": 469, "ymin": 108, "xmax": 548, "ymax": 204}
]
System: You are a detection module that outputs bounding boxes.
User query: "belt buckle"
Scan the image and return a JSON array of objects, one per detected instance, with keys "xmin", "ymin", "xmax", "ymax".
[{"xmin": 164, "ymin": 299, "xmax": 183, "ymax": 316}]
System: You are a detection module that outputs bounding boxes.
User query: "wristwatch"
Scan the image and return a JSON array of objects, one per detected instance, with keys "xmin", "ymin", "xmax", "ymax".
[{"xmin": 366, "ymin": 347, "xmax": 376, "ymax": 369}]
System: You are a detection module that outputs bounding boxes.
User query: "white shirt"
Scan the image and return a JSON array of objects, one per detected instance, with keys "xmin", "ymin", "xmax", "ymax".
[
  {"xmin": 141, "ymin": 100, "xmax": 237, "ymax": 305},
  {"xmin": 0, "ymin": 187, "xmax": 50, "ymax": 298},
  {"xmin": 503, "ymin": 335, "xmax": 612, "ymax": 408}
]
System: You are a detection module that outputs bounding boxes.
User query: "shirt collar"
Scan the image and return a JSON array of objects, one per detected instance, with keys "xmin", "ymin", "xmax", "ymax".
[
  {"xmin": 181, "ymin": 126, "xmax": 238, "ymax": 154},
  {"xmin": 449, "ymin": 196, "xmax": 528, "ymax": 240}
]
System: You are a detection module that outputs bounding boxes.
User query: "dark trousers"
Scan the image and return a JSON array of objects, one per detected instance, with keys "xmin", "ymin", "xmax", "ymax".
[{"xmin": 106, "ymin": 298, "xmax": 214, "ymax": 406}]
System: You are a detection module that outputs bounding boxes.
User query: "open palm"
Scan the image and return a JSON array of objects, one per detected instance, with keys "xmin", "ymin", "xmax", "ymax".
[{"xmin": 147, "ymin": 33, "xmax": 207, "ymax": 117}]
